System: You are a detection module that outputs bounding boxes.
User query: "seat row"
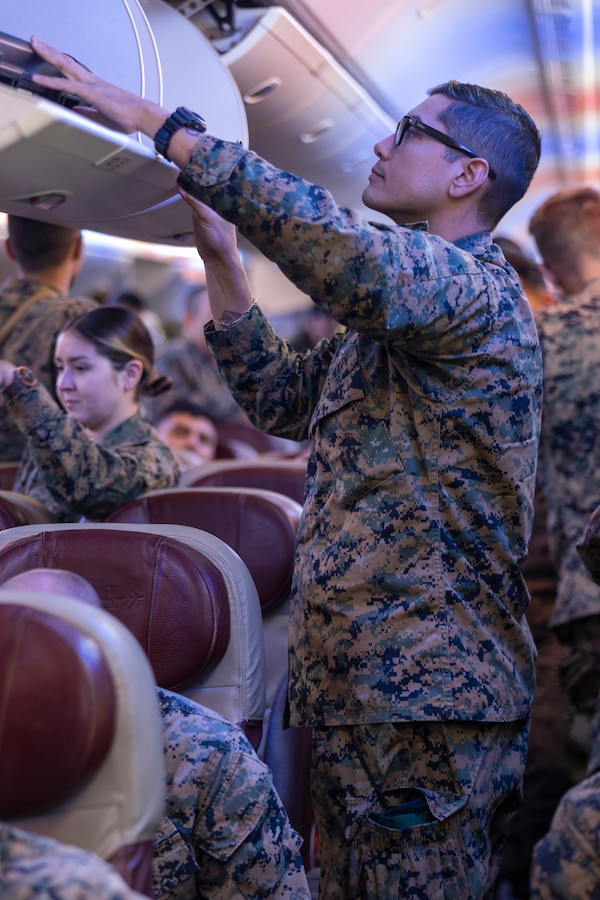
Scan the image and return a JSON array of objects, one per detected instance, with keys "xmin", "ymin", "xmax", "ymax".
[{"xmin": 0, "ymin": 458, "xmax": 318, "ymax": 888}]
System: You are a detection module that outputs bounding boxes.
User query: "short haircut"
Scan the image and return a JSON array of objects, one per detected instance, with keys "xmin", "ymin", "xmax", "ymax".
[
  {"xmin": 1, "ymin": 568, "xmax": 101, "ymax": 608},
  {"xmin": 428, "ymin": 81, "xmax": 541, "ymax": 227},
  {"xmin": 495, "ymin": 237, "xmax": 547, "ymax": 291},
  {"xmin": 529, "ymin": 187, "xmax": 600, "ymax": 272},
  {"xmin": 185, "ymin": 285, "xmax": 209, "ymax": 318},
  {"xmin": 7, "ymin": 215, "xmax": 80, "ymax": 273},
  {"xmin": 155, "ymin": 398, "xmax": 217, "ymax": 424}
]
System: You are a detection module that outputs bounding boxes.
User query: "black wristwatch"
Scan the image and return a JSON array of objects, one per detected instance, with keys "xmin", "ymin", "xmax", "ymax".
[
  {"xmin": 3, "ymin": 366, "xmax": 37, "ymax": 399},
  {"xmin": 153, "ymin": 107, "xmax": 207, "ymax": 162}
]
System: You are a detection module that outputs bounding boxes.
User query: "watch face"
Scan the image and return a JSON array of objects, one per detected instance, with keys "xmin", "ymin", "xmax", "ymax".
[{"xmin": 16, "ymin": 366, "xmax": 36, "ymax": 386}]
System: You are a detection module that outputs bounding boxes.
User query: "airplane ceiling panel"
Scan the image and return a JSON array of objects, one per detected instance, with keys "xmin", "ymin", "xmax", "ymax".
[
  {"xmin": 0, "ymin": 0, "xmax": 596, "ymax": 251},
  {"xmin": 222, "ymin": 7, "xmax": 395, "ymax": 215},
  {"xmin": 0, "ymin": 0, "xmax": 247, "ymax": 244},
  {"xmin": 261, "ymin": 0, "xmax": 599, "ymax": 244}
]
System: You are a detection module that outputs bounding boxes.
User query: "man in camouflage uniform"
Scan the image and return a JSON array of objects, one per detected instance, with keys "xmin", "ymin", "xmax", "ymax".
[
  {"xmin": 31, "ymin": 40, "xmax": 543, "ymax": 899},
  {"xmin": 0, "ymin": 214, "xmax": 96, "ymax": 462},
  {"xmin": 529, "ymin": 701, "xmax": 600, "ymax": 899},
  {"xmin": 0, "ymin": 823, "xmax": 150, "ymax": 899},
  {"xmin": 155, "ymin": 689, "xmax": 309, "ymax": 899},
  {"xmin": 528, "ymin": 188, "xmax": 600, "ymax": 745},
  {"xmin": 529, "ymin": 515, "xmax": 600, "ymax": 899}
]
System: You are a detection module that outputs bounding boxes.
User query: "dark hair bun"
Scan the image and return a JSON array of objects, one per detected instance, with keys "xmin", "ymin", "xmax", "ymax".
[{"xmin": 144, "ymin": 374, "xmax": 173, "ymax": 397}]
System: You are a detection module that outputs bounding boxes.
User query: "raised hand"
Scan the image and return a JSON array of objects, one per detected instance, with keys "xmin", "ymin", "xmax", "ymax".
[{"xmin": 30, "ymin": 35, "xmax": 167, "ymax": 137}]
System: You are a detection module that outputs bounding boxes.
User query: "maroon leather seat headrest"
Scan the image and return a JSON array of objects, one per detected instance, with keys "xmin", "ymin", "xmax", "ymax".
[
  {"xmin": 0, "ymin": 603, "xmax": 116, "ymax": 818},
  {"xmin": 0, "ymin": 489, "xmax": 57, "ymax": 530},
  {"xmin": 0, "ymin": 529, "xmax": 231, "ymax": 689},
  {"xmin": 179, "ymin": 459, "xmax": 307, "ymax": 506},
  {"xmin": 105, "ymin": 487, "xmax": 301, "ymax": 612}
]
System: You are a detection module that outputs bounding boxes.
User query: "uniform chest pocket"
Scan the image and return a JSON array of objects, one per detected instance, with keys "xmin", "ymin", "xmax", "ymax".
[{"xmin": 309, "ymin": 341, "xmax": 405, "ymax": 508}]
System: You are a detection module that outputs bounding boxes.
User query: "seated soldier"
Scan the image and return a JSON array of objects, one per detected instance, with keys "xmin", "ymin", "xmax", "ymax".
[
  {"xmin": 0, "ymin": 822, "xmax": 149, "ymax": 899},
  {"xmin": 0, "ymin": 305, "xmax": 179, "ymax": 521},
  {"xmin": 154, "ymin": 399, "xmax": 219, "ymax": 471},
  {"xmin": 1, "ymin": 568, "xmax": 310, "ymax": 900},
  {"xmin": 530, "ymin": 697, "xmax": 600, "ymax": 899}
]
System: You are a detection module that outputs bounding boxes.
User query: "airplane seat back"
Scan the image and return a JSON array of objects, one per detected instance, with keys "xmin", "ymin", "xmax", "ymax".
[
  {"xmin": 0, "ymin": 489, "xmax": 58, "ymax": 529},
  {"xmin": 179, "ymin": 457, "xmax": 308, "ymax": 507},
  {"xmin": 0, "ymin": 588, "xmax": 164, "ymax": 896},
  {"xmin": 104, "ymin": 485, "xmax": 303, "ymax": 758},
  {"xmin": 0, "ymin": 523, "xmax": 266, "ymax": 751}
]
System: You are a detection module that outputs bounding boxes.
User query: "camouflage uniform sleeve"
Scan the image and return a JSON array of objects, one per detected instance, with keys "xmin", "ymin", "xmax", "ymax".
[
  {"xmin": 0, "ymin": 823, "xmax": 148, "ymax": 899},
  {"xmin": 8, "ymin": 384, "xmax": 179, "ymax": 519},
  {"xmin": 179, "ymin": 139, "xmax": 495, "ymax": 352},
  {"xmin": 206, "ymin": 306, "xmax": 346, "ymax": 439},
  {"xmin": 154, "ymin": 689, "xmax": 310, "ymax": 899},
  {"xmin": 535, "ymin": 302, "xmax": 600, "ymax": 627}
]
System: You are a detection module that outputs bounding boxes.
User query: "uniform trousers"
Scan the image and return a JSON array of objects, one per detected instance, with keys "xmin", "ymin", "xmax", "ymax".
[{"xmin": 311, "ymin": 718, "xmax": 529, "ymax": 899}]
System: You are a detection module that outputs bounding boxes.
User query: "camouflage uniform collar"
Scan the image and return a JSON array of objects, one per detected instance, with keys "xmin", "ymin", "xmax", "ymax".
[
  {"xmin": 102, "ymin": 413, "xmax": 151, "ymax": 449},
  {"xmin": 0, "ymin": 276, "xmax": 62, "ymax": 298},
  {"xmin": 573, "ymin": 275, "xmax": 600, "ymax": 302}
]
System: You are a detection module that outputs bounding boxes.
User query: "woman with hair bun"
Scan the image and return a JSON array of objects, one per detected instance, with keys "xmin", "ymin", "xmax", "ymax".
[{"xmin": 0, "ymin": 305, "xmax": 180, "ymax": 521}]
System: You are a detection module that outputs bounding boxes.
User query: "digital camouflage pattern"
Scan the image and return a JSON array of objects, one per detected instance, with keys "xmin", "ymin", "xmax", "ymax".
[
  {"xmin": 534, "ymin": 282, "xmax": 600, "ymax": 629},
  {"xmin": 312, "ymin": 718, "xmax": 528, "ymax": 899},
  {"xmin": 0, "ymin": 822, "xmax": 148, "ymax": 899},
  {"xmin": 154, "ymin": 688, "xmax": 310, "ymax": 900},
  {"xmin": 530, "ymin": 694, "xmax": 600, "ymax": 898},
  {"xmin": 0, "ymin": 277, "xmax": 95, "ymax": 462},
  {"xmin": 143, "ymin": 337, "xmax": 245, "ymax": 425},
  {"xmin": 530, "ymin": 772, "xmax": 600, "ymax": 898},
  {"xmin": 8, "ymin": 381, "xmax": 179, "ymax": 521},
  {"xmin": 181, "ymin": 137, "xmax": 542, "ymax": 728}
]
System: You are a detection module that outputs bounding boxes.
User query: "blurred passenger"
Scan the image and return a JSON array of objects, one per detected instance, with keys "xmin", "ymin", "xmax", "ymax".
[
  {"xmin": 0, "ymin": 305, "xmax": 179, "ymax": 521},
  {"xmin": 493, "ymin": 236, "xmax": 570, "ymax": 900},
  {"xmin": 495, "ymin": 235, "xmax": 556, "ymax": 311},
  {"xmin": 1, "ymin": 566, "xmax": 311, "ymax": 900},
  {"xmin": 155, "ymin": 398, "xmax": 218, "ymax": 470},
  {"xmin": 105, "ymin": 288, "xmax": 166, "ymax": 347},
  {"xmin": 529, "ymin": 704, "xmax": 600, "ymax": 900},
  {"xmin": 288, "ymin": 306, "xmax": 340, "ymax": 351},
  {"xmin": 528, "ymin": 187, "xmax": 600, "ymax": 754},
  {"xmin": 0, "ymin": 214, "xmax": 96, "ymax": 462},
  {"xmin": 529, "ymin": 509, "xmax": 600, "ymax": 899},
  {"xmin": 143, "ymin": 282, "xmax": 247, "ymax": 426},
  {"xmin": 0, "ymin": 823, "xmax": 149, "ymax": 900}
]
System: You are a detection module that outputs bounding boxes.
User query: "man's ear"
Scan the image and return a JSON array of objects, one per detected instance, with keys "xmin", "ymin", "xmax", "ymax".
[
  {"xmin": 71, "ymin": 233, "xmax": 83, "ymax": 262},
  {"xmin": 4, "ymin": 237, "xmax": 15, "ymax": 263},
  {"xmin": 449, "ymin": 158, "xmax": 490, "ymax": 198}
]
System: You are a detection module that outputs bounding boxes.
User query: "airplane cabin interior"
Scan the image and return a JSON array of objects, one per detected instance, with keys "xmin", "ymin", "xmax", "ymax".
[
  {"xmin": 0, "ymin": 3, "xmax": 598, "ymax": 898},
  {"xmin": 0, "ymin": 0, "xmax": 596, "ymax": 329}
]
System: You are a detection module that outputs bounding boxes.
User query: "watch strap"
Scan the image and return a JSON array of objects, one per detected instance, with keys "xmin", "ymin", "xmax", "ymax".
[
  {"xmin": 154, "ymin": 107, "xmax": 207, "ymax": 161},
  {"xmin": 3, "ymin": 366, "xmax": 37, "ymax": 399}
]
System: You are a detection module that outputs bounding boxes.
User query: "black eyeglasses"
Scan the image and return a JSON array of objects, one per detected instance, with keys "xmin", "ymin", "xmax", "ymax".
[{"xmin": 394, "ymin": 115, "xmax": 497, "ymax": 181}]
